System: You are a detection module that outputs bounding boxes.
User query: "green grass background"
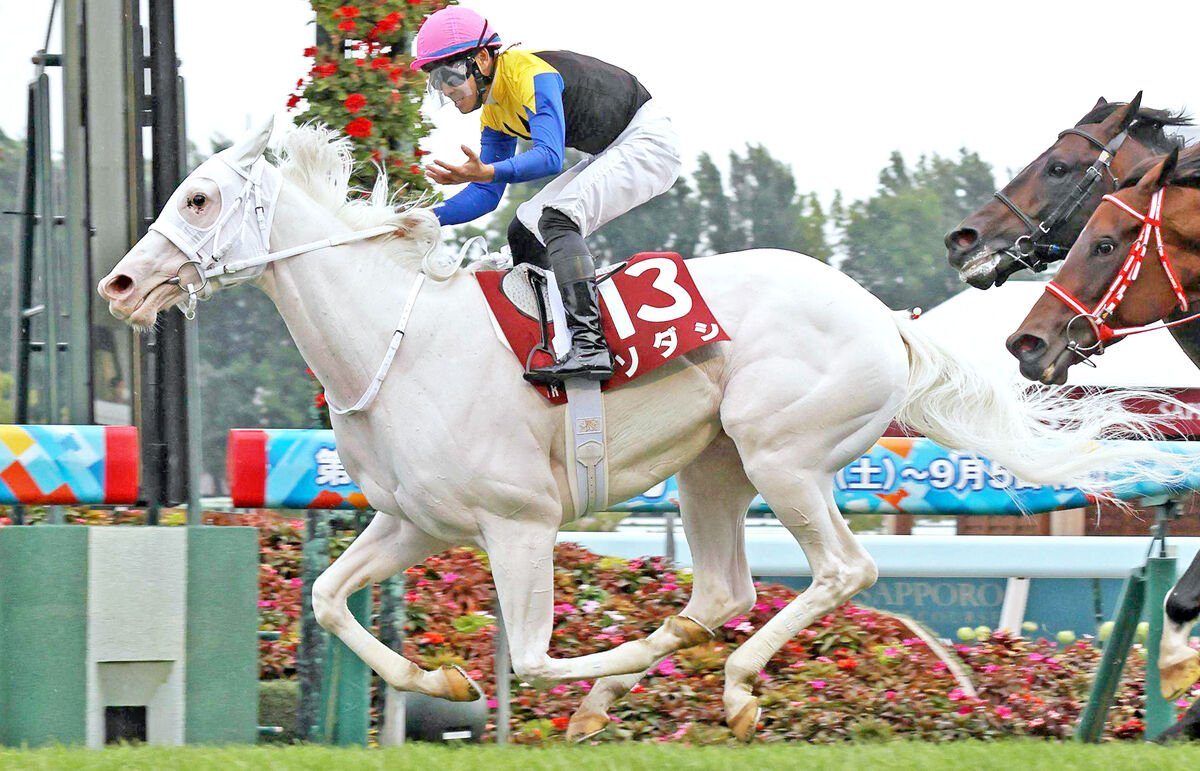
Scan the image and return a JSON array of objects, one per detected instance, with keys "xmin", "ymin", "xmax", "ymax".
[{"xmin": 5, "ymin": 742, "xmax": 1200, "ymax": 771}]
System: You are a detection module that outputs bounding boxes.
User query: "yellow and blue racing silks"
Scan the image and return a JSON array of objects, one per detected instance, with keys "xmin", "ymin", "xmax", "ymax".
[{"xmin": 434, "ymin": 50, "xmax": 651, "ymax": 226}]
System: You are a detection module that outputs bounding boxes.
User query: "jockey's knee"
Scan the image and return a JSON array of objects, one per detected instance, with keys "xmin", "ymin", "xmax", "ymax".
[
  {"xmin": 507, "ymin": 216, "xmax": 548, "ymax": 269},
  {"xmin": 537, "ymin": 208, "xmax": 590, "ymax": 277}
]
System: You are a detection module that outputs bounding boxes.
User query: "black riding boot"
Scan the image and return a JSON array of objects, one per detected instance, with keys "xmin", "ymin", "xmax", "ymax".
[{"xmin": 524, "ymin": 273, "xmax": 614, "ymax": 384}]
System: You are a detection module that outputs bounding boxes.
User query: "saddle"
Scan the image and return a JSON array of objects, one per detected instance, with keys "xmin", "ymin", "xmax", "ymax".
[{"xmin": 498, "ymin": 262, "xmax": 624, "ymax": 382}]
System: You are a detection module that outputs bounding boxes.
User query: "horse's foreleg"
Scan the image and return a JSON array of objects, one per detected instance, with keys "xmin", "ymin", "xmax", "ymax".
[
  {"xmin": 721, "ymin": 472, "xmax": 876, "ymax": 741},
  {"xmin": 568, "ymin": 432, "xmax": 758, "ymax": 741},
  {"xmin": 1161, "ymin": 549, "xmax": 1200, "ymax": 699},
  {"xmin": 311, "ymin": 512, "xmax": 474, "ymax": 701},
  {"xmin": 484, "ymin": 517, "xmax": 712, "ymax": 690}
]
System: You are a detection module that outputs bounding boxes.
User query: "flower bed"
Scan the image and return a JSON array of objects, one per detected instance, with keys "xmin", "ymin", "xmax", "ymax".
[
  {"xmin": 0, "ymin": 509, "xmax": 1177, "ymax": 742},
  {"xmin": 223, "ymin": 511, "xmax": 1174, "ymax": 743}
]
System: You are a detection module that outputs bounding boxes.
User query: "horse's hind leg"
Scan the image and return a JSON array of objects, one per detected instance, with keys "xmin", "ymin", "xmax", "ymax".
[
  {"xmin": 568, "ymin": 432, "xmax": 758, "ymax": 741},
  {"xmin": 311, "ymin": 512, "xmax": 474, "ymax": 701},
  {"xmin": 722, "ymin": 471, "xmax": 877, "ymax": 741}
]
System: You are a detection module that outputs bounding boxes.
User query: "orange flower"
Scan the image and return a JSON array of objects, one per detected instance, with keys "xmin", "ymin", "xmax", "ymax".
[
  {"xmin": 836, "ymin": 658, "xmax": 858, "ymax": 670},
  {"xmin": 419, "ymin": 631, "xmax": 444, "ymax": 645},
  {"xmin": 550, "ymin": 716, "xmax": 570, "ymax": 731}
]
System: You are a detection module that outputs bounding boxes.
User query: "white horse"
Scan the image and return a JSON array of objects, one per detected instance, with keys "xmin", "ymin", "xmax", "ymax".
[{"xmin": 98, "ymin": 122, "xmax": 1190, "ymax": 742}]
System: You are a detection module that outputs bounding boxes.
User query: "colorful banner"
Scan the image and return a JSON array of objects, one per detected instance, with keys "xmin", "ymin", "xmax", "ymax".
[
  {"xmin": 0, "ymin": 425, "xmax": 139, "ymax": 505},
  {"xmin": 227, "ymin": 429, "xmax": 1200, "ymax": 514}
]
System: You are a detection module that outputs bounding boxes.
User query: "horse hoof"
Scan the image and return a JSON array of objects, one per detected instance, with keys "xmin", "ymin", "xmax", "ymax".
[
  {"xmin": 441, "ymin": 664, "xmax": 481, "ymax": 702},
  {"xmin": 566, "ymin": 710, "xmax": 609, "ymax": 742},
  {"xmin": 727, "ymin": 699, "xmax": 761, "ymax": 743},
  {"xmin": 666, "ymin": 615, "xmax": 715, "ymax": 648},
  {"xmin": 1161, "ymin": 650, "xmax": 1200, "ymax": 700}
]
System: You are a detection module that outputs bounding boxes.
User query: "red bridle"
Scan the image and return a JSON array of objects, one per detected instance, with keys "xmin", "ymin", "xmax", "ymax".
[{"xmin": 1044, "ymin": 187, "xmax": 1196, "ymax": 353}]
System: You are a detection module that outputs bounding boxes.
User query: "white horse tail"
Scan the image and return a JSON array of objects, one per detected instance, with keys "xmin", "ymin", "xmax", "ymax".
[{"xmin": 891, "ymin": 312, "xmax": 1196, "ymax": 497}]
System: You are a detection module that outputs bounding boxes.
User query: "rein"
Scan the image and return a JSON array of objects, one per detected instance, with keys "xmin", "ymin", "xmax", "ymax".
[
  {"xmin": 993, "ymin": 127, "xmax": 1130, "ymax": 274},
  {"xmin": 1044, "ymin": 187, "xmax": 1200, "ymax": 361}
]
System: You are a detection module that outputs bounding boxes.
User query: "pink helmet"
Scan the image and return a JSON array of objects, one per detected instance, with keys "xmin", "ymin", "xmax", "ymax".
[{"xmin": 410, "ymin": 7, "xmax": 500, "ymax": 71}]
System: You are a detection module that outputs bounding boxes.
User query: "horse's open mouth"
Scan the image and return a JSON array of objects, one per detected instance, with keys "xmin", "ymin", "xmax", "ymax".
[{"xmin": 958, "ymin": 250, "xmax": 1002, "ymax": 289}]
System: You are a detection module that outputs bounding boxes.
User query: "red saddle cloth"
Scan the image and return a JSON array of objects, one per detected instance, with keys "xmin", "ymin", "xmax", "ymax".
[{"xmin": 475, "ymin": 252, "xmax": 730, "ymax": 404}]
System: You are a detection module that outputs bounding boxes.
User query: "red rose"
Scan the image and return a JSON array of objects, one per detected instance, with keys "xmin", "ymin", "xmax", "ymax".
[
  {"xmin": 313, "ymin": 62, "xmax": 338, "ymax": 78},
  {"xmin": 344, "ymin": 117, "xmax": 373, "ymax": 137},
  {"xmin": 413, "ymin": 147, "xmax": 429, "ymax": 157},
  {"xmin": 295, "ymin": 78, "xmax": 304, "ymax": 89},
  {"xmin": 407, "ymin": 0, "xmax": 422, "ymax": 4},
  {"xmin": 388, "ymin": 67, "xmax": 404, "ymax": 83},
  {"xmin": 391, "ymin": 157, "xmax": 404, "ymax": 167},
  {"xmin": 338, "ymin": 19, "xmax": 357, "ymax": 32},
  {"xmin": 354, "ymin": 58, "xmax": 366, "ymax": 67},
  {"xmin": 333, "ymin": 5, "xmax": 360, "ymax": 17},
  {"xmin": 286, "ymin": 94, "xmax": 301, "ymax": 110},
  {"xmin": 370, "ymin": 149, "xmax": 382, "ymax": 163},
  {"xmin": 314, "ymin": 392, "xmax": 327, "ymax": 408},
  {"xmin": 344, "ymin": 93, "xmax": 367, "ymax": 113},
  {"xmin": 409, "ymin": 164, "xmax": 421, "ymax": 175},
  {"xmin": 302, "ymin": 46, "xmax": 318, "ymax": 57},
  {"xmin": 370, "ymin": 57, "xmax": 390, "ymax": 70}
]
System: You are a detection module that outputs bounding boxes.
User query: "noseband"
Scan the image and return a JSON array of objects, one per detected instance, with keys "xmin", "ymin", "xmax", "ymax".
[
  {"xmin": 993, "ymin": 126, "xmax": 1130, "ymax": 275},
  {"xmin": 1044, "ymin": 188, "xmax": 1198, "ymax": 362}
]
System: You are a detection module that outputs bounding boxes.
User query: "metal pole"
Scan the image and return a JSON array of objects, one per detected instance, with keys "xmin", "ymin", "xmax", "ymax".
[
  {"xmin": 149, "ymin": 0, "xmax": 190, "ymax": 509},
  {"xmin": 1075, "ymin": 568, "xmax": 1146, "ymax": 742},
  {"xmin": 61, "ymin": 0, "xmax": 92, "ymax": 425},
  {"xmin": 494, "ymin": 605, "xmax": 511, "ymax": 744},
  {"xmin": 15, "ymin": 84, "xmax": 38, "ymax": 427},
  {"xmin": 663, "ymin": 509, "xmax": 676, "ymax": 563},
  {"xmin": 1145, "ymin": 553, "xmax": 1177, "ymax": 738}
]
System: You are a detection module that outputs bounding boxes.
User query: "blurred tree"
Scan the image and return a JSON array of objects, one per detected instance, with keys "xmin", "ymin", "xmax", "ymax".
[{"xmin": 837, "ymin": 149, "xmax": 994, "ymax": 311}]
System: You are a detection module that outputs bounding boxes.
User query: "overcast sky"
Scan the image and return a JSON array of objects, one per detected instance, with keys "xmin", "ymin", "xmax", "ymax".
[{"xmin": 3, "ymin": 0, "xmax": 1199, "ymax": 208}]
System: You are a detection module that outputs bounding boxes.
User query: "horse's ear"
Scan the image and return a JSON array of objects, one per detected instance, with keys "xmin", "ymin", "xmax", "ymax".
[
  {"xmin": 225, "ymin": 117, "xmax": 275, "ymax": 171},
  {"xmin": 1099, "ymin": 92, "xmax": 1142, "ymax": 134},
  {"xmin": 1147, "ymin": 146, "xmax": 1181, "ymax": 190},
  {"xmin": 1092, "ymin": 96, "xmax": 1108, "ymax": 111}
]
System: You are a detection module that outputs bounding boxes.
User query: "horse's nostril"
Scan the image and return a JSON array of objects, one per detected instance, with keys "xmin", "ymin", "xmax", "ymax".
[
  {"xmin": 1007, "ymin": 334, "xmax": 1046, "ymax": 359},
  {"xmin": 107, "ymin": 274, "xmax": 134, "ymax": 295},
  {"xmin": 945, "ymin": 228, "xmax": 979, "ymax": 268}
]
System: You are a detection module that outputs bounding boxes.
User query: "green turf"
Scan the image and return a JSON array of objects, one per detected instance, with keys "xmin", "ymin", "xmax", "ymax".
[{"xmin": 4, "ymin": 742, "xmax": 1200, "ymax": 771}]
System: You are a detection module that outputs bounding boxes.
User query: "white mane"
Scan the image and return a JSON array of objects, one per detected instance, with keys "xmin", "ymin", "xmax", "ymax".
[{"xmin": 274, "ymin": 124, "xmax": 444, "ymax": 271}]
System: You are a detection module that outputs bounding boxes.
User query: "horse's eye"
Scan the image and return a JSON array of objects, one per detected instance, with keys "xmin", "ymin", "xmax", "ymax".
[
  {"xmin": 1093, "ymin": 241, "xmax": 1115, "ymax": 256},
  {"xmin": 1047, "ymin": 162, "xmax": 1069, "ymax": 179},
  {"xmin": 188, "ymin": 193, "xmax": 207, "ymax": 209}
]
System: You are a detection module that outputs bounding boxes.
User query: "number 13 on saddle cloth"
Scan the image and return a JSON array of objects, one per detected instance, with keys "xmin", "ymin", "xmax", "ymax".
[{"xmin": 475, "ymin": 252, "xmax": 730, "ymax": 403}]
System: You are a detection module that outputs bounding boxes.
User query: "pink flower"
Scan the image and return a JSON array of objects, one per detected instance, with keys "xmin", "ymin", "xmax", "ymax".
[
  {"xmin": 655, "ymin": 658, "xmax": 676, "ymax": 676},
  {"xmin": 258, "ymin": 600, "xmax": 274, "ymax": 608},
  {"xmin": 723, "ymin": 616, "xmax": 746, "ymax": 629},
  {"xmin": 442, "ymin": 572, "xmax": 460, "ymax": 583},
  {"xmin": 1029, "ymin": 652, "xmax": 1046, "ymax": 662},
  {"xmin": 957, "ymin": 706, "xmax": 972, "ymax": 716},
  {"xmin": 1177, "ymin": 699, "xmax": 1191, "ymax": 708},
  {"xmin": 816, "ymin": 656, "xmax": 834, "ymax": 664},
  {"xmin": 549, "ymin": 685, "xmax": 568, "ymax": 695},
  {"xmin": 883, "ymin": 647, "xmax": 899, "ymax": 657},
  {"xmin": 884, "ymin": 690, "xmax": 897, "ymax": 701},
  {"xmin": 290, "ymin": 578, "xmax": 302, "ymax": 588},
  {"xmin": 468, "ymin": 669, "xmax": 483, "ymax": 680},
  {"xmin": 948, "ymin": 688, "xmax": 966, "ymax": 702},
  {"xmin": 932, "ymin": 661, "xmax": 947, "ymax": 673},
  {"xmin": 996, "ymin": 706, "xmax": 1013, "ymax": 718},
  {"xmin": 659, "ymin": 583, "xmax": 680, "ymax": 592},
  {"xmin": 486, "ymin": 699, "xmax": 497, "ymax": 709},
  {"xmin": 808, "ymin": 680, "xmax": 827, "ymax": 690},
  {"xmin": 984, "ymin": 664, "xmax": 1000, "ymax": 673}
]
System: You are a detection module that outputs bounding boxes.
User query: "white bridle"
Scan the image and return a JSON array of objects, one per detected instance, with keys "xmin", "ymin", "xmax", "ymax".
[{"xmin": 146, "ymin": 120, "xmax": 455, "ymax": 415}]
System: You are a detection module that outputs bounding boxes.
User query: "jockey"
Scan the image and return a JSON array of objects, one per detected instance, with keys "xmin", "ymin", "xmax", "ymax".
[{"xmin": 412, "ymin": 7, "xmax": 682, "ymax": 385}]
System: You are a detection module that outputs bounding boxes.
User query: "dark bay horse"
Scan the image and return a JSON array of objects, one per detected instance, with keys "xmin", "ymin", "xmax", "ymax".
[
  {"xmin": 944, "ymin": 95, "xmax": 1200, "ymax": 370},
  {"xmin": 1005, "ymin": 147, "xmax": 1200, "ymax": 736}
]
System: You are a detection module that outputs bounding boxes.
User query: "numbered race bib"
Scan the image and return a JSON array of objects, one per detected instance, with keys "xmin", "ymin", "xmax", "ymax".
[{"xmin": 476, "ymin": 252, "xmax": 731, "ymax": 404}]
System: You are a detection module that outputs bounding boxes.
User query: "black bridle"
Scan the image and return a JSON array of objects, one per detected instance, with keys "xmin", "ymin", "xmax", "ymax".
[{"xmin": 992, "ymin": 126, "xmax": 1132, "ymax": 277}]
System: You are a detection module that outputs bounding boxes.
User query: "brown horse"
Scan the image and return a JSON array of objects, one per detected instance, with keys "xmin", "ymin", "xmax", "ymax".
[
  {"xmin": 945, "ymin": 94, "xmax": 1189, "ymax": 289},
  {"xmin": 1005, "ymin": 146, "xmax": 1200, "ymax": 383}
]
